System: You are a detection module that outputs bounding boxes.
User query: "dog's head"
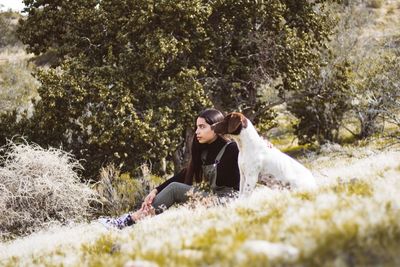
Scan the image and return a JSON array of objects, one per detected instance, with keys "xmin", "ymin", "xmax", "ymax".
[{"xmin": 212, "ymin": 112, "xmax": 248, "ymax": 135}]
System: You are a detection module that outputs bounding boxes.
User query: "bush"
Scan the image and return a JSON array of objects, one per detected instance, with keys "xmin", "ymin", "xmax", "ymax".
[
  {"xmin": 93, "ymin": 164, "xmax": 163, "ymax": 216},
  {"xmin": 351, "ymin": 53, "xmax": 400, "ymax": 139},
  {"xmin": 287, "ymin": 60, "xmax": 353, "ymax": 144},
  {"xmin": 0, "ymin": 141, "xmax": 96, "ymax": 241},
  {"xmin": 0, "ymin": 11, "xmax": 21, "ymax": 48},
  {"xmin": 0, "ymin": 60, "xmax": 39, "ymax": 113}
]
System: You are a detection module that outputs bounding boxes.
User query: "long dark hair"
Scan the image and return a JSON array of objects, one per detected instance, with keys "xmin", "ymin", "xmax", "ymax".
[{"xmin": 184, "ymin": 108, "xmax": 225, "ymax": 185}]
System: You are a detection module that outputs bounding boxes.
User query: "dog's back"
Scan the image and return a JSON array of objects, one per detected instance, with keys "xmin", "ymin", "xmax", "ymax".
[{"xmin": 259, "ymin": 147, "xmax": 316, "ymax": 190}]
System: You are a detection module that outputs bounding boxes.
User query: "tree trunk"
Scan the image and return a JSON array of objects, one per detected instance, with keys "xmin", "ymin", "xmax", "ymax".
[
  {"xmin": 358, "ymin": 112, "xmax": 380, "ymax": 139},
  {"xmin": 172, "ymin": 126, "xmax": 194, "ymax": 174}
]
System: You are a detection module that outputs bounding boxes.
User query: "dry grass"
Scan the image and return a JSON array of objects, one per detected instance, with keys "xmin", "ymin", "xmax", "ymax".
[
  {"xmin": 0, "ymin": 47, "xmax": 39, "ymax": 113},
  {"xmin": 93, "ymin": 164, "xmax": 152, "ymax": 216},
  {"xmin": 0, "ymin": 140, "xmax": 97, "ymax": 241},
  {"xmin": 0, "ymin": 46, "xmax": 32, "ymax": 64},
  {"xmin": 0, "ymin": 138, "xmax": 399, "ymax": 266},
  {"xmin": 366, "ymin": 0, "xmax": 384, "ymax": 9}
]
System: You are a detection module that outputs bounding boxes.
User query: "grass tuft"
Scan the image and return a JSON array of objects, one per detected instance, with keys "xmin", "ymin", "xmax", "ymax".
[
  {"xmin": 366, "ymin": 0, "xmax": 384, "ymax": 9},
  {"xmin": 333, "ymin": 179, "xmax": 373, "ymax": 197}
]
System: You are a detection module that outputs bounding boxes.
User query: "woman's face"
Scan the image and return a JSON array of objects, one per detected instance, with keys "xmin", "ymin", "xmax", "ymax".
[{"xmin": 195, "ymin": 117, "xmax": 218, "ymax": 144}]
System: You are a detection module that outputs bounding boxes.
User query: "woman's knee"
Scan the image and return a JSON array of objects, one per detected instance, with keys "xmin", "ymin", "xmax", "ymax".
[
  {"xmin": 168, "ymin": 182, "xmax": 191, "ymax": 200},
  {"xmin": 164, "ymin": 182, "xmax": 185, "ymax": 192},
  {"xmin": 169, "ymin": 182, "xmax": 181, "ymax": 188}
]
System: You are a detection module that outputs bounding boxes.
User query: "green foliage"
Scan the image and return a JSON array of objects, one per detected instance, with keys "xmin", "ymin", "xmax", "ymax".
[
  {"xmin": 0, "ymin": 111, "xmax": 23, "ymax": 143},
  {"xmin": 288, "ymin": 59, "xmax": 353, "ymax": 144},
  {"xmin": 7, "ymin": 0, "xmax": 338, "ymax": 179},
  {"xmin": 14, "ymin": 0, "xmax": 214, "ymax": 178},
  {"xmin": 201, "ymin": 0, "xmax": 336, "ymax": 124}
]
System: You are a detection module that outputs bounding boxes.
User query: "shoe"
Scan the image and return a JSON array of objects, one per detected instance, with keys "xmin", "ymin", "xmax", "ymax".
[{"xmin": 98, "ymin": 213, "xmax": 135, "ymax": 230}]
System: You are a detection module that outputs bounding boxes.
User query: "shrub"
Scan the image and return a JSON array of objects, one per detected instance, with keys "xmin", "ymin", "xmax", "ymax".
[
  {"xmin": 351, "ymin": 53, "xmax": 400, "ymax": 139},
  {"xmin": 0, "ymin": 141, "xmax": 96, "ymax": 241},
  {"xmin": 287, "ymin": 60, "xmax": 353, "ymax": 144},
  {"xmin": 0, "ymin": 60, "xmax": 39, "ymax": 114},
  {"xmin": 0, "ymin": 11, "xmax": 21, "ymax": 48},
  {"xmin": 93, "ymin": 164, "xmax": 162, "ymax": 216}
]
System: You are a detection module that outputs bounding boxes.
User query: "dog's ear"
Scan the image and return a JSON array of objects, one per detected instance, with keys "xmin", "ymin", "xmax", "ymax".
[
  {"xmin": 228, "ymin": 113, "xmax": 243, "ymax": 133},
  {"xmin": 241, "ymin": 114, "xmax": 248, "ymax": 128}
]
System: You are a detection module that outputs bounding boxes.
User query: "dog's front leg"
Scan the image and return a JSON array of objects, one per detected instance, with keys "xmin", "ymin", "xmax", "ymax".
[
  {"xmin": 239, "ymin": 167, "xmax": 247, "ymax": 197},
  {"xmin": 243, "ymin": 173, "xmax": 258, "ymax": 197},
  {"xmin": 241, "ymin": 164, "xmax": 260, "ymax": 197},
  {"xmin": 239, "ymin": 167, "xmax": 259, "ymax": 197}
]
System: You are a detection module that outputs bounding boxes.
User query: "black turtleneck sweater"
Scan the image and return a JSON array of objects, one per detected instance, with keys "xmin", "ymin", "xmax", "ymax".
[{"xmin": 155, "ymin": 136, "xmax": 240, "ymax": 192}]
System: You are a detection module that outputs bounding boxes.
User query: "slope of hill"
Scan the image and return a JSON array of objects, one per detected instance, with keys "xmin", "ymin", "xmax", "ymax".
[
  {"xmin": 0, "ymin": 2, "xmax": 399, "ymax": 266},
  {"xmin": 0, "ymin": 139, "xmax": 399, "ymax": 266},
  {"xmin": 0, "ymin": 11, "xmax": 38, "ymax": 113}
]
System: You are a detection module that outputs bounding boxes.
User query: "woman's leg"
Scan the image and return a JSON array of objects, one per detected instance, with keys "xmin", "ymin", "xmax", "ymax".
[
  {"xmin": 98, "ymin": 207, "xmax": 150, "ymax": 229},
  {"xmin": 99, "ymin": 182, "xmax": 215, "ymax": 228},
  {"xmin": 152, "ymin": 182, "xmax": 193, "ymax": 214}
]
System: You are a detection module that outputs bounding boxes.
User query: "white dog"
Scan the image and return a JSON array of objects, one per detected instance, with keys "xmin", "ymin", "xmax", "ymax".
[{"xmin": 212, "ymin": 112, "xmax": 316, "ymax": 196}]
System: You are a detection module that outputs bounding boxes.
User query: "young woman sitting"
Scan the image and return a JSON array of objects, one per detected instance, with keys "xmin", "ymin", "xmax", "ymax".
[{"xmin": 99, "ymin": 108, "xmax": 240, "ymax": 229}]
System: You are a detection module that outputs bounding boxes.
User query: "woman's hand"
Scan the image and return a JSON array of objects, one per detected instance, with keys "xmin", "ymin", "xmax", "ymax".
[{"xmin": 140, "ymin": 188, "xmax": 157, "ymax": 211}]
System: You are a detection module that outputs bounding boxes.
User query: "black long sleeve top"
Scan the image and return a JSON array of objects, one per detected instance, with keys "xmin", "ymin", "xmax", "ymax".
[{"xmin": 155, "ymin": 136, "xmax": 240, "ymax": 192}]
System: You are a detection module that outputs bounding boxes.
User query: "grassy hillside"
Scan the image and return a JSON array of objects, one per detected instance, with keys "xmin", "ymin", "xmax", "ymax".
[
  {"xmin": 0, "ymin": 138, "xmax": 399, "ymax": 267},
  {"xmin": 0, "ymin": 47, "xmax": 39, "ymax": 113},
  {"xmin": 0, "ymin": 11, "xmax": 38, "ymax": 114},
  {"xmin": 0, "ymin": 2, "xmax": 399, "ymax": 266}
]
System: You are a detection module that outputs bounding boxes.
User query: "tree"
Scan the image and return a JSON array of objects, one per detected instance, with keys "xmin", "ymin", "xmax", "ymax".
[
  {"xmin": 201, "ymin": 0, "xmax": 335, "ymax": 124},
  {"xmin": 326, "ymin": 3, "xmax": 400, "ymax": 140},
  {"xmin": 10, "ymin": 0, "xmax": 336, "ymax": 179},
  {"xmin": 287, "ymin": 59, "xmax": 353, "ymax": 144},
  {"xmin": 352, "ymin": 53, "xmax": 400, "ymax": 139},
  {"xmin": 17, "ymin": 0, "xmax": 212, "ymax": 178}
]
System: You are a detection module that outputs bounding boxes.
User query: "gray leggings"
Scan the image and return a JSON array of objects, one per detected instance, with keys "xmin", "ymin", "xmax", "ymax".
[{"xmin": 151, "ymin": 182, "xmax": 201, "ymax": 214}]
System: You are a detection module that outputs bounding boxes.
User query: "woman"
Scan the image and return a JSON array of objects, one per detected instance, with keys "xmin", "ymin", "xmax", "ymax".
[{"xmin": 100, "ymin": 108, "xmax": 240, "ymax": 229}]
